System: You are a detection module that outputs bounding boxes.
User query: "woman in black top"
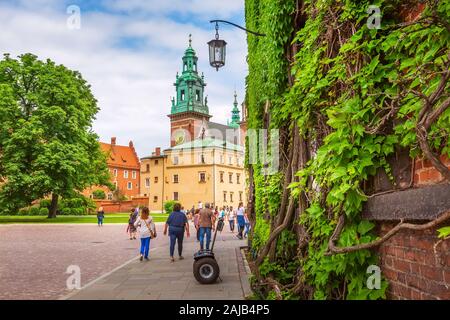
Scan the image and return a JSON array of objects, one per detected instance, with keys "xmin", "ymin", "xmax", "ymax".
[{"xmin": 97, "ymin": 207, "xmax": 105, "ymax": 227}]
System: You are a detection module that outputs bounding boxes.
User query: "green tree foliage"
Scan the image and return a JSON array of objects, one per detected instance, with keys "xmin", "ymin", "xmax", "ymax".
[
  {"xmin": 92, "ymin": 189, "xmax": 106, "ymax": 200},
  {"xmin": 0, "ymin": 53, "xmax": 111, "ymax": 217},
  {"xmin": 164, "ymin": 200, "xmax": 178, "ymax": 214},
  {"xmin": 245, "ymin": 0, "xmax": 449, "ymax": 300}
]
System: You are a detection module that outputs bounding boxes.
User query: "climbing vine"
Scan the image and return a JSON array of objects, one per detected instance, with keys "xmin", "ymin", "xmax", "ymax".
[{"xmin": 245, "ymin": 0, "xmax": 449, "ymax": 300}]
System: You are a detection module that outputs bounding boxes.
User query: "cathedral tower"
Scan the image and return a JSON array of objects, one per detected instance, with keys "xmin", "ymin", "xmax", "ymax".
[{"xmin": 169, "ymin": 35, "xmax": 211, "ymax": 146}]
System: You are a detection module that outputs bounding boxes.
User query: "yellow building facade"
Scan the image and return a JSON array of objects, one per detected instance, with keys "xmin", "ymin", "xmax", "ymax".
[{"xmin": 141, "ymin": 139, "xmax": 245, "ymax": 212}]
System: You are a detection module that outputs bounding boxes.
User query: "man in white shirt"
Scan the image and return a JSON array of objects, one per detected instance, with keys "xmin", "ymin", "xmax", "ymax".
[{"xmin": 198, "ymin": 201, "xmax": 203, "ymax": 209}]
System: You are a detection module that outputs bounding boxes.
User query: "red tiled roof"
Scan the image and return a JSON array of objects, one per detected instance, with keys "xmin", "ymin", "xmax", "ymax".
[{"xmin": 100, "ymin": 142, "xmax": 140, "ymax": 169}]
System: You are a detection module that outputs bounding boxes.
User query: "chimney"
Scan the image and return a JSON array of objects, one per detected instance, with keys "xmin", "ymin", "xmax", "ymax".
[
  {"xmin": 129, "ymin": 140, "xmax": 133, "ymax": 148},
  {"xmin": 111, "ymin": 137, "xmax": 116, "ymax": 145},
  {"xmin": 155, "ymin": 147, "xmax": 161, "ymax": 156}
]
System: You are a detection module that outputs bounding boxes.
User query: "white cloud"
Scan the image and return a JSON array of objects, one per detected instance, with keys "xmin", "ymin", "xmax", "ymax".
[{"xmin": 0, "ymin": 0, "xmax": 247, "ymax": 157}]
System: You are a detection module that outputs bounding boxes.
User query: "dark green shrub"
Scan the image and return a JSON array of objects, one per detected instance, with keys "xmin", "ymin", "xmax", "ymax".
[
  {"xmin": 39, "ymin": 207, "xmax": 49, "ymax": 216},
  {"xmin": 29, "ymin": 207, "xmax": 40, "ymax": 216},
  {"xmin": 72, "ymin": 207, "xmax": 85, "ymax": 216},
  {"xmin": 92, "ymin": 190, "xmax": 106, "ymax": 199},
  {"xmin": 61, "ymin": 208, "xmax": 72, "ymax": 215},
  {"xmin": 164, "ymin": 200, "xmax": 177, "ymax": 214},
  {"xmin": 39, "ymin": 199, "xmax": 52, "ymax": 208}
]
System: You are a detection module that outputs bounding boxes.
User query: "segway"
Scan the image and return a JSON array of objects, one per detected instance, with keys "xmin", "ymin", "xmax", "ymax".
[{"xmin": 193, "ymin": 217, "xmax": 224, "ymax": 284}]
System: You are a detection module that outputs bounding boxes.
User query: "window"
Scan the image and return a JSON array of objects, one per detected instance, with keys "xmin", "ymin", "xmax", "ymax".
[
  {"xmin": 183, "ymin": 63, "xmax": 187, "ymax": 71},
  {"xmin": 220, "ymin": 171, "xmax": 224, "ymax": 183},
  {"xmin": 127, "ymin": 182, "xmax": 132, "ymax": 190},
  {"xmin": 223, "ymin": 191, "xmax": 227, "ymax": 202},
  {"xmin": 114, "ymin": 181, "xmax": 118, "ymax": 189},
  {"xmin": 153, "ymin": 196, "xmax": 158, "ymax": 203},
  {"xmin": 154, "ymin": 176, "xmax": 158, "ymax": 183},
  {"xmin": 146, "ymin": 164, "xmax": 150, "ymax": 172},
  {"xmin": 236, "ymin": 157, "xmax": 240, "ymax": 166},
  {"xmin": 230, "ymin": 192, "xmax": 234, "ymax": 203},
  {"xmin": 229, "ymin": 156, "xmax": 232, "ymax": 165},
  {"xmin": 132, "ymin": 171, "xmax": 137, "ymax": 179},
  {"xmin": 173, "ymin": 156, "xmax": 179, "ymax": 165},
  {"xmin": 113, "ymin": 169, "xmax": 118, "ymax": 177},
  {"xmin": 173, "ymin": 192, "xmax": 179, "ymax": 201},
  {"xmin": 198, "ymin": 153, "xmax": 205, "ymax": 164},
  {"xmin": 145, "ymin": 178, "xmax": 150, "ymax": 188},
  {"xmin": 194, "ymin": 62, "xmax": 197, "ymax": 71},
  {"xmin": 181, "ymin": 90, "xmax": 185, "ymax": 100},
  {"xmin": 196, "ymin": 90, "xmax": 200, "ymax": 101},
  {"xmin": 237, "ymin": 173, "xmax": 241, "ymax": 184},
  {"xmin": 155, "ymin": 160, "xmax": 159, "ymax": 165},
  {"xmin": 239, "ymin": 192, "xmax": 243, "ymax": 202},
  {"xmin": 107, "ymin": 193, "xmax": 113, "ymax": 200},
  {"xmin": 199, "ymin": 172, "xmax": 206, "ymax": 183},
  {"xmin": 220, "ymin": 154, "xmax": 224, "ymax": 164},
  {"xmin": 229, "ymin": 172, "xmax": 233, "ymax": 183},
  {"xmin": 173, "ymin": 174, "xmax": 179, "ymax": 183},
  {"xmin": 124, "ymin": 170, "xmax": 129, "ymax": 178}
]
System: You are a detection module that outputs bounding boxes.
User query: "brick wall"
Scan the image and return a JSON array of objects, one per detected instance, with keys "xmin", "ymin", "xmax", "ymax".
[
  {"xmin": 94, "ymin": 197, "xmax": 149, "ymax": 213},
  {"xmin": 378, "ymin": 223, "xmax": 450, "ymax": 300},
  {"xmin": 414, "ymin": 155, "xmax": 450, "ymax": 186}
]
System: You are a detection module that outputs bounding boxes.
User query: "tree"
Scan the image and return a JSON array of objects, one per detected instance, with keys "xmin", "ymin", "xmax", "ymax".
[
  {"xmin": 92, "ymin": 189, "xmax": 106, "ymax": 200},
  {"xmin": 0, "ymin": 53, "xmax": 111, "ymax": 218}
]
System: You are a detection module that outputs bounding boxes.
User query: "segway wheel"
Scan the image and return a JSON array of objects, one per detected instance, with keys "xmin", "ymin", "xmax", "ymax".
[{"xmin": 193, "ymin": 257, "xmax": 220, "ymax": 284}]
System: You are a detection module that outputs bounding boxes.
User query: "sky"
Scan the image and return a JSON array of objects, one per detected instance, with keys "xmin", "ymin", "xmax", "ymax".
[{"xmin": 0, "ymin": 0, "xmax": 248, "ymax": 157}]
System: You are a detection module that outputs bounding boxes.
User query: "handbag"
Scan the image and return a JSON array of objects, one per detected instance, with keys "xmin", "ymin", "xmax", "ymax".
[{"xmin": 143, "ymin": 218, "xmax": 157, "ymax": 239}]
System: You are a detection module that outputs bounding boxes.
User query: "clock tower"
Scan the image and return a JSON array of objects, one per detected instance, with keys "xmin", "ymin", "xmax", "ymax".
[{"xmin": 169, "ymin": 35, "xmax": 211, "ymax": 146}]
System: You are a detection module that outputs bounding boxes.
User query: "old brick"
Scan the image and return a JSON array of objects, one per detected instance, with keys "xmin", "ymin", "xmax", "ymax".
[
  {"xmin": 405, "ymin": 274, "xmax": 422, "ymax": 290},
  {"xmin": 418, "ymin": 169, "xmax": 443, "ymax": 184},
  {"xmin": 420, "ymin": 292, "xmax": 437, "ymax": 300},
  {"xmin": 393, "ymin": 246, "xmax": 405, "ymax": 259},
  {"xmin": 420, "ymin": 265, "xmax": 443, "ymax": 282},
  {"xmin": 410, "ymin": 289, "xmax": 421, "ymax": 300},
  {"xmin": 384, "ymin": 245, "xmax": 397, "ymax": 257},
  {"xmin": 412, "ymin": 238, "xmax": 434, "ymax": 251},
  {"xmin": 393, "ymin": 259, "xmax": 410, "ymax": 273},
  {"xmin": 421, "ymin": 159, "xmax": 433, "ymax": 168},
  {"xmin": 427, "ymin": 280, "xmax": 450, "ymax": 298},
  {"xmin": 413, "ymin": 173, "xmax": 420, "ymax": 185},
  {"xmin": 383, "ymin": 256, "xmax": 393, "ymax": 268},
  {"xmin": 410, "ymin": 262, "xmax": 421, "ymax": 274},
  {"xmin": 404, "ymin": 249, "xmax": 418, "ymax": 262},
  {"xmin": 444, "ymin": 270, "xmax": 450, "ymax": 285},
  {"xmin": 382, "ymin": 266, "xmax": 398, "ymax": 281},
  {"xmin": 415, "ymin": 159, "xmax": 423, "ymax": 170}
]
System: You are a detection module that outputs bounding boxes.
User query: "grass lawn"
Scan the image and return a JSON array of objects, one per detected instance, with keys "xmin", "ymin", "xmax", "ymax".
[{"xmin": 0, "ymin": 213, "xmax": 168, "ymax": 224}]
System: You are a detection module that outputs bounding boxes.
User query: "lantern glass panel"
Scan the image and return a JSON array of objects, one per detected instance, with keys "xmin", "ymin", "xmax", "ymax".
[{"xmin": 208, "ymin": 39, "xmax": 227, "ymax": 70}]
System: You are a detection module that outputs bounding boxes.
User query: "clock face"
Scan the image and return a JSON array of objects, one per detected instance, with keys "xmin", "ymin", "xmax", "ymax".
[{"xmin": 174, "ymin": 130, "xmax": 186, "ymax": 145}]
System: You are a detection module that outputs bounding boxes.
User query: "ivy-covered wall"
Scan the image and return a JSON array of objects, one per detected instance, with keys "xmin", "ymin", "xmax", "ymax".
[{"xmin": 244, "ymin": 0, "xmax": 449, "ymax": 300}]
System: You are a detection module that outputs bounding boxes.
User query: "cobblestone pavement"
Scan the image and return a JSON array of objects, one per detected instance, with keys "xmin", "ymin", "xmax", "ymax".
[
  {"xmin": 0, "ymin": 223, "xmax": 169, "ymax": 300},
  {"xmin": 66, "ymin": 226, "xmax": 251, "ymax": 300}
]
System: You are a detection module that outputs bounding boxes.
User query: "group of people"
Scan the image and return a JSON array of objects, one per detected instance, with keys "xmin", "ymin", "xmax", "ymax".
[
  {"xmin": 96, "ymin": 202, "xmax": 249, "ymax": 262},
  {"xmin": 191, "ymin": 202, "xmax": 250, "ymax": 240}
]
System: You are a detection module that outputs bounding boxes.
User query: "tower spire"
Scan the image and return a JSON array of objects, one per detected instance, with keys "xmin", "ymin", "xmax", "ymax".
[
  {"xmin": 189, "ymin": 34, "xmax": 192, "ymax": 47},
  {"xmin": 229, "ymin": 91, "xmax": 241, "ymax": 128}
]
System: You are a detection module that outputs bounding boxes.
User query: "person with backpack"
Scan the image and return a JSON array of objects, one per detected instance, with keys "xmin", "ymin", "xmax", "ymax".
[
  {"xmin": 134, "ymin": 207, "xmax": 156, "ymax": 261},
  {"xmin": 127, "ymin": 211, "xmax": 137, "ymax": 240}
]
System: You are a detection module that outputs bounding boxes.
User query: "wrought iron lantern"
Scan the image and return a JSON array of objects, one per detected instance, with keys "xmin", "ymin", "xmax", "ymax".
[
  {"xmin": 208, "ymin": 20, "xmax": 265, "ymax": 71},
  {"xmin": 208, "ymin": 22, "xmax": 227, "ymax": 71}
]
